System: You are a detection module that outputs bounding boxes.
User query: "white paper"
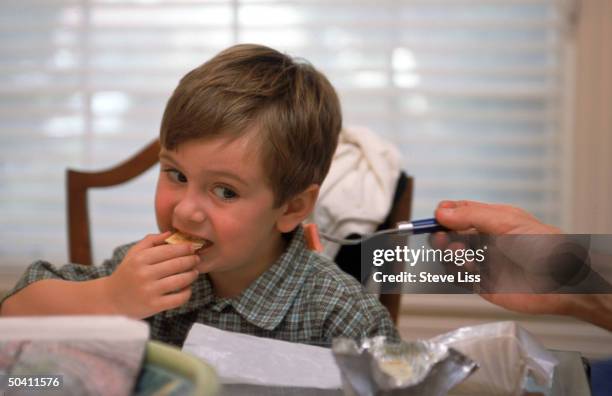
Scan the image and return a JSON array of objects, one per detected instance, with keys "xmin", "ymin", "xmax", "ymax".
[{"xmin": 182, "ymin": 323, "xmax": 343, "ymax": 389}]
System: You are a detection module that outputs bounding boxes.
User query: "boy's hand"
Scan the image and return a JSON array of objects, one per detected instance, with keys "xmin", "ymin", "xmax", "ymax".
[{"xmin": 104, "ymin": 231, "xmax": 201, "ymax": 319}]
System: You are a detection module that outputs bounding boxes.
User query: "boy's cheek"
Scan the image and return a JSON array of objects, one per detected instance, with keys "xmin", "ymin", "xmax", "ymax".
[{"xmin": 154, "ymin": 192, "xmax": 174, "ymax": 231}]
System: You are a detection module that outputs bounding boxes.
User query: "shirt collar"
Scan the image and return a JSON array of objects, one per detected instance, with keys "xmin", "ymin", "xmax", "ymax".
[
  {"xmin": 230, "ymin": 226, "xmax": 312, "ymax": 330},
  {"xmin": 164, "ymin": 226, "xmax": 313, "ymax": 331}
]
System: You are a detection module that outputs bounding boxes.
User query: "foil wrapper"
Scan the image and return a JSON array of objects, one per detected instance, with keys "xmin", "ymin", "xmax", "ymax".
[{"xmin": 332, "ymin": 337, "xmax": 477, "ymax": 396}]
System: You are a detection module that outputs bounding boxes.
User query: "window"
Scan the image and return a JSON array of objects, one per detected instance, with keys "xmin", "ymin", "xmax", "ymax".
[{"xmin": 0, "ymin": 0, "xmax": 570, "ymax": 287}]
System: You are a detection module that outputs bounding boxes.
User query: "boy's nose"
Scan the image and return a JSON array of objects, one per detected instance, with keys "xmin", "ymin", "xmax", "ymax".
[
  {"xmin": 174, "ymin": 195, "xmax": 206, "ymax": 224},
  {"xmin": 186, "ymin": 210, "xmax": 206, "ymax": 223}
]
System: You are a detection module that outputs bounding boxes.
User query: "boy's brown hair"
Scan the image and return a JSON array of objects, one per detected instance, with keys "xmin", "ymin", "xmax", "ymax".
[{"xmin": 160, "ymin": 44, "xmax": 342, "ymax": 206}]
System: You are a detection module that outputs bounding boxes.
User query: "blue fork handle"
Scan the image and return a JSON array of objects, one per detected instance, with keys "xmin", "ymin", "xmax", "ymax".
[
  {"xmin": 397, "ymin": 218, "xmax": 448, "ymax": 235},
  {"xmin": 319, "ymin": 218, "xmax": 448, "ymax": 245}
]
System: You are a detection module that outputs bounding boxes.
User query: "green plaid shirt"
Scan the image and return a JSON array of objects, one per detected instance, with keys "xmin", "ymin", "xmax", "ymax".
[{"xmin": 3, "ymin": 227, "xmax": 399, "ymax": 347}]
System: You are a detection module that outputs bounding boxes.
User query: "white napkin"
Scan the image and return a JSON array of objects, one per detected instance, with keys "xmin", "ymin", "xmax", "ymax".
[{"xmin": 182, "ymin": 323, "xmax": 342, "ymax": 389}]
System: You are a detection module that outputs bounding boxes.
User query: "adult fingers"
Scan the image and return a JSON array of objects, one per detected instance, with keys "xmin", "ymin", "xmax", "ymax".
[
  {"xmin": 429, "ymin": 231, "xmax": 450, "ymax": 249},
  {"xmin": 435, "ymin": 200, "xmax": 520, "ymax": 234}
]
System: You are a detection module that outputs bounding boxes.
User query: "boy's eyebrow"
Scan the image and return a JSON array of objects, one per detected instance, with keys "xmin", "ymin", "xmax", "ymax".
[
  {"xmin": 207, "ymin": 170, "xmax": 249, "ymax": 187},
  {"xmin": 159, "ymin": 152, "xmax": 249, "ymax": 187},
  {"xmin": 159, "ymin": 152, "xmax": 179, "ymax": 165}
]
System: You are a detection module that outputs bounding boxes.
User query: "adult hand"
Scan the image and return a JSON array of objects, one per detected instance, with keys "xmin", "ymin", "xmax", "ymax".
[
  {"xmin": 433, "ymin": 200, "xmax": 584, "ymax": 318},
  {"xmin": 435, "ymin": 200, "xmax": 561, "ymax": 235},
  {"xmin": 104, "ymin": 231, "xmax": 201, "ymax": 319}
]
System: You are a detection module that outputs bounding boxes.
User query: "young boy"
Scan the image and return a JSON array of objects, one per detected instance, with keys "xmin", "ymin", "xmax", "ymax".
[{"xmin": 0, "ymin": 44, "xmax": 399, "ymax": 347}]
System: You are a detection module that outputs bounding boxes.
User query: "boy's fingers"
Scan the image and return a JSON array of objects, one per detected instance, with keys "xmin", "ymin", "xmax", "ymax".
[
  {"xmin": 152, "ymin": 255, "xmax": 200, "ymax": 279},
  {"xmin": 136, "ymin": 243, "xmax": 196, "ymax": 266},
  {"xmin": 152, "ymin": 231, "xmax": 175, "ymax": 246},
  {"xmin": 158, "ymin": 287, "xmax": 192, "ymax": 311},
  {"xmin": 131, "ymin": 231, "xmax": 173, "ymax": 253},
  {"xmin": 155, "ymin": 270, "xmax": 199, "ymax": 295}
]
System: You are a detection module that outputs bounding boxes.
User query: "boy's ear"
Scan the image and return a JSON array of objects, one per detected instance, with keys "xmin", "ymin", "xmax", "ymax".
[{"xmin": 276, "ymin": 184, "xmax": 320, "ymax": 233}]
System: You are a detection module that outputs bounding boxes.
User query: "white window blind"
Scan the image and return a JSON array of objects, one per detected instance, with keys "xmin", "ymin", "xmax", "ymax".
[{"xmin": 0, "ymin": 0, "xmax": 570, "ymax": 286}]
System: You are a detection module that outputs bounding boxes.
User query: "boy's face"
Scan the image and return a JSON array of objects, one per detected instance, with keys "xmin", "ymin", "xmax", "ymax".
[{"xmin": 155, "ymin": 131, "xmax": 287, "ymax": 276}]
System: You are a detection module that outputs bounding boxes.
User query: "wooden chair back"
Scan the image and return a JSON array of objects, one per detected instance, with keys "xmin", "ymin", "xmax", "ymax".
[{"xmin": 67, "ymin": 139, "xmax": 160, "ymax": 265}]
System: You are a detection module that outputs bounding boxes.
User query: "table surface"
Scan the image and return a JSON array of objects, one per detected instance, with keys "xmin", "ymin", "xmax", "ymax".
[{"xmin": 218, "ymin": 350, "xmax": 591, "ymax": 396}]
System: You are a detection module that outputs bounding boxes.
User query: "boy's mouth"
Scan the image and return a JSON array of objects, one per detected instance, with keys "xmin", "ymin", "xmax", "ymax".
[{"xmin": 165, "ymin": 231, "xmax": 213, "ymax": 252}]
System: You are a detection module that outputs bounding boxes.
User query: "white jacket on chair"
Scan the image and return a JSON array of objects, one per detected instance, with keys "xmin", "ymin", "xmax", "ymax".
[{"xmin": 307, "ymin": 126, "xmax": 401, "ymax": 258}]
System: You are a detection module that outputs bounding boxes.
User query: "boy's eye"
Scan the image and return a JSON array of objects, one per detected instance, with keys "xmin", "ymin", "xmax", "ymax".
[
  {"xmin": 164, "ymin": 169, "xmax": 187, "ymax": 183},
  {"xmin": 212, "ymin": 186, "xmax": 238, "ymax": 200}
]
